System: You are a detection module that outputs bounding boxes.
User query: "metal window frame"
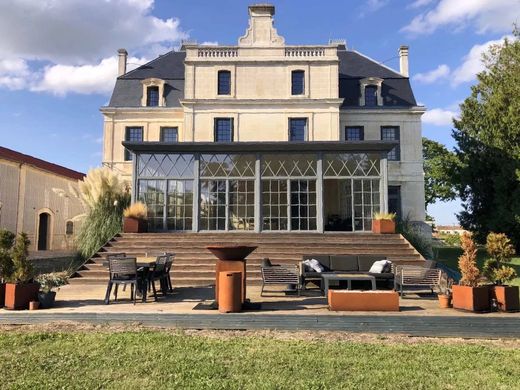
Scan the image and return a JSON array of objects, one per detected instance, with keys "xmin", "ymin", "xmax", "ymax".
[
  {"xmin": 217, "ymin": 70, "xmax": 232, "ymax": 95},
  {"xmin": 160, "ymin": 127, "xmax": 179, "ymax": 143},
  {"xmin": 288, "ymin": 118, "xmax": 308, "ymax": 142},
  {"xmin": 344, "ymin": 126, "xmax": 365, "ymax": 141},
  {"xmin": 146, "ymin": 86, "xmax": 160, "ymax": 107},
  {"xmin": 291, "ymin": 70, "xmax": 305, "ymax": 96},
  {"xmin": 214, "ymin": 118, "xmax": 234, "ymax": 142},
  {"xmin": 380, "ymin": 126, "xmax": 401, "ymax": 161}
]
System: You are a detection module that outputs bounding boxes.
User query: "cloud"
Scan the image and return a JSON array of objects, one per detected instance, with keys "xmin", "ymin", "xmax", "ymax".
[
  {"xmin": 413, "ymin": 64, "xmax": 450, "ymax": 84},
  {"xmin": 359, "ymin": 0, "xmax": 389, "ymax": 17},
  {"xmin": 451, "ymin": 37, "xmax": 508, "ymax": 86},
  {"xmin": 423, "ymin": 108, "xmax": 459, "ymax": 126},
  {"xmin": 402, "ymin": 0, "xmax": 519, "ymax": 35},
  {"xmin": 33, "ymin": 56, "xmax": 147, "ymax": 96},
  {"xmin": 0, "ymin": 0, "xmax": 187, "ymax": 95},
  {"xmin": 408, "ymin": 0, "xmax": 435, "ymax": 9}
]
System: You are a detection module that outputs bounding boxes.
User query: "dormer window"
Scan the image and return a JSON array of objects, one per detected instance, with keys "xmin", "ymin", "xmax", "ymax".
[
  {"xmin": 291, "ymin": 70, "xmax": 305, "ymax": 95},
  {"xmin": 218, "ymin": 70, "xmax": 231, "ymax": 95},
  {"xmin": 141, "ymin": 78, "xmax": 165, "ymax": 107},
  {"xmin": 359, "ymin": 77, "xmax": 383, "ymax": 107},
  {"xmin": 146, "ymin": 86, "xmax": 159, "ymax": 106}
]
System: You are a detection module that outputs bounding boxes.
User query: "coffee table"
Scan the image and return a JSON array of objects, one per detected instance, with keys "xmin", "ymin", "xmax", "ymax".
[{"xmin": 321, "ymin": 273, "xmax": 377, "ymax": 296}]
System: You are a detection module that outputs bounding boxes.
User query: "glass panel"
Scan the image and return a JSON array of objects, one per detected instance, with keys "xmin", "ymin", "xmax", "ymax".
[
  {"xmin": 147, "ymin": 86, "xmax": 159, "ymax": 106},
  {"xmin": 200, "ymin": 154, "xmax": 255, "ymax": 177},
  {"xmin": 228, "ymin": 180, "xmax": 255, "ymax": 231},
  {"xmin": 218, "ymin": 71, "xmax": 231, "ymax": 95},
  {"xmin": 166, "ymin": 180, "xmax": 193, "ymax": 231},
  {"xmin": 290, "ymin": 179, "xmax": 317, "ymax": 231},
  {"xmin": 160, "ymin": 127, "xmax": 178, "ymax": 142},
  {"xmin": 137, "ymin": 179, "xmax": 165, "ymax": 231},
  {"xmin": 365, "ymin": 85, "xmax": 377, "ymax": 107},
  {"xmin": 289, "ymin": 118, "xmax": 307, "ymax": 141},
  {"xmin": 381, "ymin": 126, "xmax": 400, "ymax": 161},
  {"xmin": 324, "ymin": 153, "xmax": 380, "ymax": 177},
  {"xmin": 291, "ymin": 70, "xmax": 304, "ymax": 95},
  {"xmin": 214, "ymin": 118, "xmax": 232, "ymax": 142},
  {"xmin": 124, "ymin": 127, "xmax": 143, "ymax": 161},
  {"xmin": 200, "ymin": 180, "xmax": 226, "ymax": 230},
  {"xmin": 345, "ymin": 126, "xmax": 364, "ymax": 141},
  {"xmin": 262, "ymin": 180, "xmax": 288, "ymax": 231},
  {"xmin": 137, "ymin": 154, "xmax": 195, "ymax": 178},
  {"xmin": 262, "ymin": 154, "xmax": 317, "ymax": 177}
]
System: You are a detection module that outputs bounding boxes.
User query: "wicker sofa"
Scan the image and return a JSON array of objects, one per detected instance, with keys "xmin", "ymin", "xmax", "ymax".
[{"xmin": 300, "ymin": 254, "xmax": 394, "ymax": 290}]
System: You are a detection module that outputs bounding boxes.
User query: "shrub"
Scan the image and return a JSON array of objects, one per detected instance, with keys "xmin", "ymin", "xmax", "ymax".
[
  {"xmin": 396, "ymin": 217, "xmax": 433, "ymax": 259},
  {"xmin": 0, "ymin": 229, "xmax": 15, "ymax": 282},
  {"xmin": 0, "ymin": 229, "xmax": 15, "ymax": 250},
  {"xmin": 123, "ymin": 202, "xmax": 147, "ymax": 219},
  {"xmin": 35, "ymin": 271, "xmax": 69, "ymax": 293},
  {"xmin": 9, "ymin": 232, "xmax": 34, "ymax": 284},
  {"xmin": 458, "ymin": 232, "xmax": 480, "ymax": 287},
  {"xmin": 492, "ymin": 266, "xmax": 517, "ymax": 285},
  {"xmin": 484, "ymin": 232, "xmax": 517, "ymax": 285},
  {"xmin": 438, "ymin": 233, "xmax": 461, "ymax": 247},
  {"xmin": 373, "ymin": 212, "xmax": 396, "ymax": 220}
]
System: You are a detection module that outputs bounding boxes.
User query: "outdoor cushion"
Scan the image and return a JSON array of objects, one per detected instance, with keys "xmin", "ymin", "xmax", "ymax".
[
  {"xmin": 302, "ymin": 255, "xmax": 330, "ymax": 270},
  {"xmin": 368, "ymin": 260, "xmax": 387, "ymax": 273},
  {"xmin": 358, "ymin": 255, "xmax": 387, "ymax": 272},
  {"xmin": 330, "ymin": 255, "xmax": 358, "ymax": 271},
  {"xmin": 303, "ymin": 259, "xmax": 325, "ymax": 273}
]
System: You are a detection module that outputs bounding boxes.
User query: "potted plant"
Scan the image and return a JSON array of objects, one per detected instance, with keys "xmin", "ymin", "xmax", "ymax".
[
  {"xmin": 35, "ymin": 271, "xmax": 69, "ymax": 309},
  {"xmin": 438, "ymin": 285, "xmax": 452, "ymax": 309},
  {"xmin": 452, "ymin": 232, "xmax": 490, "ymax": 312},
  {"xmin": 372, "ymin": 212, "xmax": 396, "ymax": 234},
  {"xmin": 483, "ymin": 233, "xmax": 519, "ymax": 312},
  {"xmin": 123, "ymin": 202, "xmax": 148, "ymax": 233},
  {"xmin": 4, "ymin": 232, "xmax": 40, "ymax": 310},
  {"xmin": 0, "ymin": 229, "xmax": 16, "ymax": 308}
]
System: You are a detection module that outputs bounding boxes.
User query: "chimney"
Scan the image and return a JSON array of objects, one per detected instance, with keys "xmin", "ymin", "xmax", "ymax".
[
  {"xmin": 398, "ymin": 45, "xmax": 409, "ymax": 77},
  {"xmin": 117, "ymin": 48, "xmax": 128, "ymax": 76}
]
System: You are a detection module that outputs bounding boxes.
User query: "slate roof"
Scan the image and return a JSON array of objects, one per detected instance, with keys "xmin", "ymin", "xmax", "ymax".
[{"xmin": 107, "ymin": 48, "xmax": 417, "ymax": 108}]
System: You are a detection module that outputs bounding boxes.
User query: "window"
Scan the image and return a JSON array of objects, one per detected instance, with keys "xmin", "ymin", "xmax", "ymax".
[
  {"xmin": 289, "ymin": 118, "xmax": 307, "ymax": 141},
  {"xmin": 65, "ymin": 221, "xmax": 73, "ymax": 235},
  {"xmin": 217, "ymin": 70, "xmax": 231, "ymax": 95},
  {"xmin": 381, "ymin": 126, "xmax": 400, "ymax": 161},
  {"xmin": 125, "ymin": 127, "xmax": 143, "ymax": 161},
  {"xmin": 345, "ymin": 126, "xmax": 364, "ymax": 141},
  {"xmin": 146, "ymin": 86, "xmax": 159, "ymax": 106},
  {"xmin": 365, "ymin": 86, "xmax": 377, "ymax": 107},
  {"xmin": 160, "ymin": 127, "xmax": 178, "ymax": 143},
  {"xmin": 291, "ymin": 70, "xmax": 305, "ymax": 95},
  {"xmin": 388, "ymin": 186, "xmax": 402, "ymax": 220},
  {"xmin": 214, "ymin": 118, "xmax": 233, "ymax": 142}
]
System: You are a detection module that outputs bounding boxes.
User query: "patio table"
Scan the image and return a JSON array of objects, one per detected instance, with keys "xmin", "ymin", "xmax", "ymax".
[{"xmin": 321, "ymin": 273, "xmax": 377, "ymax": 296}]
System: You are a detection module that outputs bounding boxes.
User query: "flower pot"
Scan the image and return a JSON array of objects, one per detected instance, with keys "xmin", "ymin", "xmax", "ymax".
[
  {"xmin": 452, "ymin": 285, "xmax": 490, "ymax": 312},
  {"xmin": 372, "ymin": 219, "xmax": 396, "ymax": 234},
  {"xmin": 0, "ymin": 283, "xmax": 5, "ymax": 308},
  {"xmin": 491, "ymin": 285, "xmax": 519, "ymax": 312},
  {"xmin": 123, "ymin": 217, "xmax": 148, "ymax": 233},
  {"xmin": 4, "ymin": 282, "xmax": 40, "ymax": 310},
  {"xmin": 38, "ymin": 291, "xmax": 57, "ymax": 309},
  {"xmin": 29, "ymin": 301, "xmax": 39, "ymax": 310},
  {"xmin": 438, "ymin": 294, "xmax": 451, "ymax": 309}
]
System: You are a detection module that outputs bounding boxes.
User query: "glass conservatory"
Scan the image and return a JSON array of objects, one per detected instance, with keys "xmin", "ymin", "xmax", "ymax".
[{"xmin": 123, "ymin": 141, "xmax": 396, "ymax": 233}]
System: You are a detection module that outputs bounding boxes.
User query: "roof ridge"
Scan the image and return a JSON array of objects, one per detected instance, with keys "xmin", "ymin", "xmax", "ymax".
[{"xmin": 350, "ymin": 50, "xmax": 405, "ymax": 78}]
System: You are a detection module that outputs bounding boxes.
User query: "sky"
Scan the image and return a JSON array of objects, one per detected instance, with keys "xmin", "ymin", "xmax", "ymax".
[{"xmin": 0, "ymin": 0, "xmax": 519, "ymax": 225}]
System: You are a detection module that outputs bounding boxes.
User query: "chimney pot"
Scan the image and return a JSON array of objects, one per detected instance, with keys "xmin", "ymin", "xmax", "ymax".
[
  {"xmin": 118, "ymin": 48, "xmax": 128, "ymax": 77},
  {"xmin": 398, "ymin": 45, "xmax": 409, "ymax": 77}
]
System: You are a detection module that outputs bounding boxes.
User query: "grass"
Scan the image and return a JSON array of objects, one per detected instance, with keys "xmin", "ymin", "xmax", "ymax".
[
  {"xmin": 433, "ymin": 246, "xmax": 520, "ymax": 287},
  {"xmin": 0, "ymin": 330, "xmax": 519, "ymax": 389}
]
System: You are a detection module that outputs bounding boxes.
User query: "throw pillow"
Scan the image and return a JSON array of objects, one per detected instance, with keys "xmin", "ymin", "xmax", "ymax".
[
  {"xmin": 368, "ymin": 260, "xmax": 387, "ymax": 273},
  {"xmin": 383, "ymin": 261, "xmax": 393, "ymax": 273},
  {"xmin": 309, "ymin": 259, "xmax": 325, "ymax": 273}
]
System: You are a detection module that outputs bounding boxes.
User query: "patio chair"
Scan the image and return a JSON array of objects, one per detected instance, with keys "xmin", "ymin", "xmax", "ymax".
[
  {"xmin": 106, "ymin": 253, "xmax": 128, "ymax": 292},
  {"xmin": 163, "ymin": 252, "xmax": 175, "ymax": 293},
  {"xmin": 394, "ymin": 266, "xmax": 444, "ymax": 297},
  {"xmin": 261, "ymin": 263, "xmax": 301, "ymax": 297},
  {"xmin": 104, "ymin": 257, "xmax": 141, "ymax": 305},
  {"xmin": 148, "ymin": 255, "xmax": 168, "ymax": 301}
]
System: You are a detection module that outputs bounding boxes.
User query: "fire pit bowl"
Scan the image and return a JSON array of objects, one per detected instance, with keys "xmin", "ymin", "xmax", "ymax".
[{"xmin": 206, "ymin": 245, "xmax": 257, "ymax": 260}]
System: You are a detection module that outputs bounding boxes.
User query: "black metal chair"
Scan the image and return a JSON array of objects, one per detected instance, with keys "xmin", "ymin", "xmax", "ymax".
[
  {"xmin": 148, "ymin": 255, "xmax": 168, "ymax": 301},
  {"xmin": 163, "ymin": 252, "xmax": 175, "ymax": 293},
  {"xmin": 104, "ymin": 257, "xmax": 141, "ymax": 305},
  {"xmin": 106, "ymin": 253, "xmax": 128, "ymax": 293}
]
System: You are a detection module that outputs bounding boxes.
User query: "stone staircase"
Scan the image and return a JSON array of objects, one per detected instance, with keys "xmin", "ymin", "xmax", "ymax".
[{"xmin": 71, "ymin": 233, "xmax": 424, "ymax": 286}]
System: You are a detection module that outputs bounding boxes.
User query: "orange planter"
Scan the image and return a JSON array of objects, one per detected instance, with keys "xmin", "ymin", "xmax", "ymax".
[
  {"xmin": 492, "ymin": 285, "xmax": 519, "ymax": 312},
  {"xmin": 218, "ymin": 272, "xmax": 242, "ymax": 313},
  {"xmin": 452, "ymin": 285, "xmax": 490, "ymax": 312},
  {"xmin": 438, "ymin": 294, "xmax": 451, "ymax": 309},
  {"xmin": 123, "ymin": 217, "xmax": 147, "ymax": 233},
  {"xmin": 372, "ymin": 219, "xmax": 396, "ymax": 234},
  {"xmin": 4, "ymin": 282, "xmax": 40, "ymax": 310},
  {"xmin": 328, "ymin": 290, "xmax": 399, "ymax": 311}
]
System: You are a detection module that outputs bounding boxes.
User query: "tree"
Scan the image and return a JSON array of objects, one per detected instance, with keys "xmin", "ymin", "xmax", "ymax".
[
  {"xmin": 451, "ymin": 28, "xmax": 520, "ymax": 250},
  {"xmin": 422, "ymin": 137, "xmax": 459, "ymax": 208}
]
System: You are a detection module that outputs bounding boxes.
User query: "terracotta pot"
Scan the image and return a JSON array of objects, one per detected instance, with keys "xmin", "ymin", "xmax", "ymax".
[
  {"xmin": 452, "ymin": 285, "xmax": 490, "ymax": 312},
  {"xmin": 29, "ymin": 301, "xmax": 39, "ymax": 310},
  {"xmin": 4, "ymin": 282, "xmax": 40, "ymax": 310},
  {"xmin": 438, "ymin": 294, "xmax": 452, "ymax": 309},
  {"xmin": 123, "ymin": 217, "xmax": 148, "ymax": 233},
  {"xmin": 372, "ymin": 219, "xmax": 396, "ymax": 234},
  {"xmin": 491, "ymin": 285, "xmax": 519, "ymax": 312},
  {"xmin": 218, "ymin": 271, "xmax": 242, "ymax": 313},
  {"xmin": 0, "ymin": 283, "xmax": 5, "ymax": 308}
]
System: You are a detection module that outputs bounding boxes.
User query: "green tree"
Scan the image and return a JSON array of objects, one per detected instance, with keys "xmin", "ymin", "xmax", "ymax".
[
  {"xmin": 451, "ymin": 28, "xmax": 520, "ymax": 249},
  {"xmin": 422, "ymin": 137, "xmax": 459, "ymax": 208}
]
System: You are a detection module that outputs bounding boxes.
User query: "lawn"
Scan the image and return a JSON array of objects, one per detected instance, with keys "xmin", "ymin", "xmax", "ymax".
[
  {"xmin": 1, "ymin": 330, "xmax": 519, "ymax": 389},
  {"xmin": 433, "ymin": 246, "xmax": 520, "ymax": 287}
]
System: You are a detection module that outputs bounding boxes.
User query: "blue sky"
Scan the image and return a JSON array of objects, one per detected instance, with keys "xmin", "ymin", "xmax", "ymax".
[{"xmin": 0, "ymin": 0, "xmax": 518, "ymax": 224}]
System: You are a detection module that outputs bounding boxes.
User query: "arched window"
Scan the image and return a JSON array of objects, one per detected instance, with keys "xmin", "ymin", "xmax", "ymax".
[
  {"xmin": 66, "ymin": 221, "xmax": 74, "ymax": 235},
  {"xmin": 291, "ymin": 70, "xmax": 305, "ymax": 95},
  {"xmin": 218, "ymin": 70, "xmax": 231, "ymax": 95}
]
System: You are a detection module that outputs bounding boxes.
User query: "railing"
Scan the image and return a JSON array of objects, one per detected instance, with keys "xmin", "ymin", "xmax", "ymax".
[
  {"xmin": 285, "ymin": 47, "xmax": 326, "ymax": 57},
  {"xmin": 198, "ymin": 47, "xmax": 238, "ymax": 58}
]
